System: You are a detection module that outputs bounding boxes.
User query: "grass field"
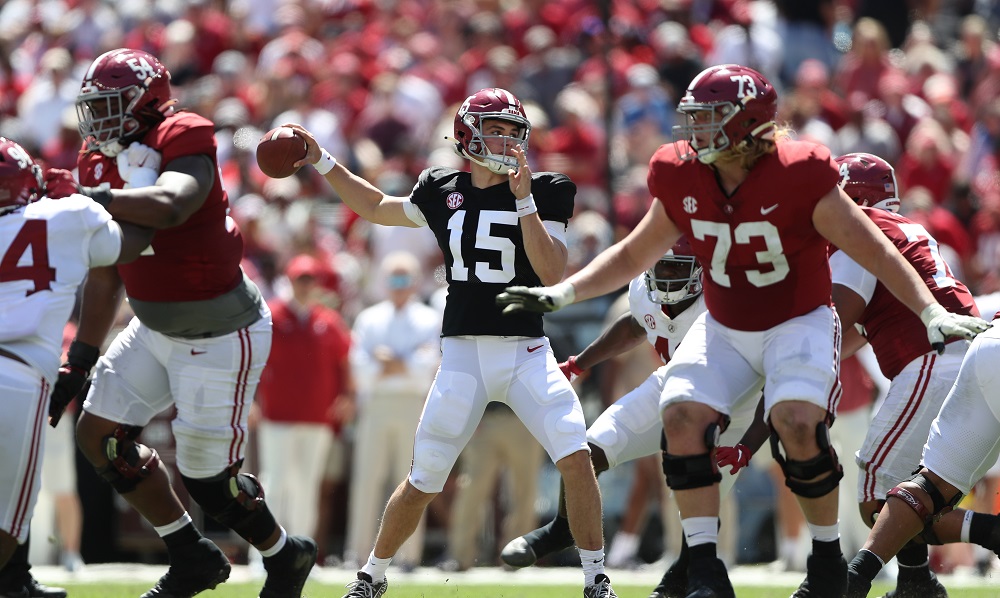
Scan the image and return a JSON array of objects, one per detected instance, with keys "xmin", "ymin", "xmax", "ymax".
[{"xmin": 48, "ymin": 580, "xmax": 1000, "ymax": 598}]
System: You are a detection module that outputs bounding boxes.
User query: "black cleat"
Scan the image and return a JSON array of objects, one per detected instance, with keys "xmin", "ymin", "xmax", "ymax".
[
  {"xmin": 684, "ymin": 557, "xmax": 735, "ymax": 598},
  {"xmin": 846, "ymin": 567, "xmax": 872, "ymax": 598},
  {"xmin": 0, "ymin": 574, "xmax": 67, "ymax": 598},
  {"xmin": 882, "ymin": 571, "xmax": 948, "ymax": 598},
  {"xmin": 792, "ymin": 553, "xmax": 848, "ymax": 598},
  {"xmin": 342, "ymin": 572, "xmax": 387, "ymax": 598},
  {"xmin": 259, "ymin": 535, "xmax": 317, "ymax": 598},
  {"xmin": 140, "ymin": 538, "xmax": 231, "ymax": 598},
  {"xmin": 648, "ymin": 556, "xmax": 688, "ymax": 598},
  {"xmin": 499, "ymin": 518, "xmax": 575, "ymax": 568}
]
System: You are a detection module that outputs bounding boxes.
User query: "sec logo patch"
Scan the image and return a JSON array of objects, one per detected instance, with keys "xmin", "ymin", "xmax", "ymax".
[{"xmin": 446, "ymin": 192, "xmax": 464, "ymax": 209}]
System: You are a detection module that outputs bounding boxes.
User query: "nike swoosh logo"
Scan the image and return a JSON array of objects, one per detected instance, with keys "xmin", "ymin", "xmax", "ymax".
[
  {"xmin": 527, "ymin": 345, "xmax": 544, "ymax": 353},
  {"xmin": 760, "ymin": 204, "xmax": 779, "ymax": 215},
  {"xmin": 191, "ymin": 349, "xmax": 207, "ymax": 355},
  {"xmin": 687, "ymin": 531, "xmax": 705, "ymax": 537}
]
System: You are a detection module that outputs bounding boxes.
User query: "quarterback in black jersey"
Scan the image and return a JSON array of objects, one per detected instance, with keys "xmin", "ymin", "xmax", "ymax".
[{"xmin": 287, "ymin": 88, "xmax": 617, "ymax": 598}]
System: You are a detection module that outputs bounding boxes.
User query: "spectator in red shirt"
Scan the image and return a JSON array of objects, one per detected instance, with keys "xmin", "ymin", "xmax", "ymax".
[{"xmin": 254, "ymin": 254, "xmax": 354, "ymax": 553}]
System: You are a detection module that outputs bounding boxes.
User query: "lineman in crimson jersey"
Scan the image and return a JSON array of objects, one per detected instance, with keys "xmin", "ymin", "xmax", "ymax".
[
  {"xmin": 285, "ymin": 87, "xmax": 617, "ymax": 598},
  {"xmin": 42, "ymin": 49, "xmax": 316, "ymax": 598},
  {"xmin": 497, "ymin": 64, "xmax": 991, "ymax": 598},
  {"xmin": 500, "ymin": 238, "xmax": 762, "ymax": 598},
  {"xmin": 833, "ymin": 156, "xmax": 1000, "ymax": 597},
  {"xmin": 0, "ymin": 138, "xmax": 151, "ymax": 579}
]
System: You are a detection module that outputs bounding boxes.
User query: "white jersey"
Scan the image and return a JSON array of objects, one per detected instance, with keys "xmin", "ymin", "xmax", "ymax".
[
  {"xmin": 626, "ymin": 275, "xmax": 707, "ymax": 363},
  {"xmin": 0, "ymin": 195, "xmax": 121, "ymax": 381}
]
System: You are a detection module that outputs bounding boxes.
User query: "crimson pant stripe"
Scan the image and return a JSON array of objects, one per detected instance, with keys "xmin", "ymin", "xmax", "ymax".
[
  {"xmin": 12, "ymin": 379, "xmax": 48, "ymax": 538},
  {"xmin": 863, "ymin": 354, "xmax": 934, "ymax": 501},
  {"xmin": 228, "ymin": 329, "xmax": 251, "ymax": 463}
]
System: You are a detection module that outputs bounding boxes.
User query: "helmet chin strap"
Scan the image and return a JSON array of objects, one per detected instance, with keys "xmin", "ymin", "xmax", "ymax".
[
  {"xmin": 99, "ymin": 140, "xmax": 126, "ymax": 158},
  {"xmin": 469, "ymin": 153, "xmax": 517, "ymax": 175}
]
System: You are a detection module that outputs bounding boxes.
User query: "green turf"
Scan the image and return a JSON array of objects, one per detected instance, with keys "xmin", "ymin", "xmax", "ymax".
[{"xmin": 51, "ymin": 580, "xmax": 1000, "ymax": 598}]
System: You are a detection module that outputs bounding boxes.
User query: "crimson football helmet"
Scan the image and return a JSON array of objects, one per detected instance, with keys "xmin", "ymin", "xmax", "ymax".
[
  {"xmin": 672, "ymin": 64, "xmax": 778, "ymax": 164},
  {"xmin": 453, "ymin": 88, "xmax": 530, "ymax": 174},
  {"xmin": 76, "ymin": 48, "xmax": 175, "ymax": 157},
  {"xmin": 0, "ymin": 138, "xmax": 44, "ymax": 212},
  {"xmin": 835, "ymin": 152, "xmax": 900, "ymax": 213},
  {"xmin": 645, "ymin": 236, "xmax": 703, "ymax": 305}
]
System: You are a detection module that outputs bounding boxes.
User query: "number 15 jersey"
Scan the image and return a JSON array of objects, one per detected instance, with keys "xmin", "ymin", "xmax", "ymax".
[{"xmin": 409, "ymin": 167, "xmax": 575, "ymax": 338}]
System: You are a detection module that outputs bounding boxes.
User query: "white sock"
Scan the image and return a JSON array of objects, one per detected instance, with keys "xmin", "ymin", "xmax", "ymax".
[
  {"xmin": 578, "ymin": 547, "xmax": 606, "ymax": 586},
  {"xmin": 806, "ymin": 521, "xmax": 840, "ymax": 543},
  {"xmin": 361, "ymin": 551, "xmax": 393, "ymax": 583},
  {"xmin": 153, "ymin": 512, "xmax": 193, "ymax": 537},
  {"xmin": 681, "ymin": 516, "xmax": 719, "ymax": 547},
  {"xmin": 607, "ymin": 532, "xmax": 639, "ymax": 566},
  {"xmin": 259, "ymin": 527, "xmax": 287, "ymax": 558}
]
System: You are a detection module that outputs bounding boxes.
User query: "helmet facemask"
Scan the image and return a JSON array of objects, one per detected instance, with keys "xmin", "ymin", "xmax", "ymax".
[
  {"xmin": 77, "ymin": 85, "xmax": 148, "ymax": 157},
  {"xmin": 644, "ymin": 254, "xmax": 703, "ymax": 305},
  {"xmin": 462, "ymin": 114, "xmax": 531, "ymax": 174}
]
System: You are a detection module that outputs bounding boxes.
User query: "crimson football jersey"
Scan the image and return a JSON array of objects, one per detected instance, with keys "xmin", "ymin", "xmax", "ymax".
[
  {"xmin": 831, "ymin": 207, "xmax": 979, "ymax": 379},
  {"xmin": 77, "ymin": 111, "xmax": 244, "ymax": 302},
  {"xmin": 649, "ymin": 140, "xmax": 840, "ymax": 331}
]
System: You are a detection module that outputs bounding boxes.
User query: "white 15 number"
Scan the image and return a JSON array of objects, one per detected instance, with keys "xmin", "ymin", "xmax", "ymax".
[{"xmin": 448, "ymin": 210, "xmax": 517, "ymax": 283}]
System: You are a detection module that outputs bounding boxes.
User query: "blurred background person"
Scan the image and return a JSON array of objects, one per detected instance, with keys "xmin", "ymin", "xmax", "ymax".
[{"xmin": 345, "ymin": 252, "xmax": 441, "ymax": 571}]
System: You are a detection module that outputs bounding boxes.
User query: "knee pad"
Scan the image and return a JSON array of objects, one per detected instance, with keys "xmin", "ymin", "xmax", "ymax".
[
  {"xmin": 96, "ymin": 425, "xmax": 160, "ymax": 494},
  {"xmin": 182, "ymin": 460, "xmax": 277, "ymax": 545},
  {"xmin": 886, "ymin": 471, "xmax": 963, "ymax": 527},
  {"xmin": 661, "ymin": 418, "xmax": 728, "ymax": 490},
  {"xmin": 770, "ymin": 421, "xmax": 843, "ymax": 499}
]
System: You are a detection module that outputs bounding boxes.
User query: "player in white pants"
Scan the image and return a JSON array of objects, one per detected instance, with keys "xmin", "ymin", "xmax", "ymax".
[{"xmin": 0, "ymin": 139, "xmax": 150, "ymax": 581}]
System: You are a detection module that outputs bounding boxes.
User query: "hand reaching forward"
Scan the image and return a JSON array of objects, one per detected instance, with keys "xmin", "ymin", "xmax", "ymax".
[{"xmin": 496, "ymin": 282, "xmax": 575, "ymax": 315}]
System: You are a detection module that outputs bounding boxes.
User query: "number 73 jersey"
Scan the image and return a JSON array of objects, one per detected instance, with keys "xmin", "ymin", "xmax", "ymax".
[
  {"xmin": 410, "ymin": 166, "xmax": 575, "ymax": 337},
  {"xmin": 649, "ymin": 139, "xmax": 841, "ymax": 331},
  {"xmin": 0, "ymin": 196, "xmax": 121, "ymax": 380}
]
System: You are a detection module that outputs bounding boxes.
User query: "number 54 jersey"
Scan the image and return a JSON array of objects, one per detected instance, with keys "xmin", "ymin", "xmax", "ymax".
[
  {"xmin": 410, "ymin": 167, "xmax": 575, "ymax": 338},
  {"xmin": 0, "ymin": 196, "xmax": 121, "ymax": 381}
]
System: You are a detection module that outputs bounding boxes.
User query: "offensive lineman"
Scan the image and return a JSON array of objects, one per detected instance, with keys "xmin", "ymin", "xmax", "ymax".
[
  {"xmin": 0, "ymin": 138, "xmax": 151, "ymax": 573},
  {"xmin": 497, "ymin": 64, "xmax": 991, "ymax": 598},
  {"xmin": 43, "ymin": 48, "xmax": 316, "ymax": 598},
  {"xmin": 286, "ymin": 87, "xmax": 617, "ymax": 598}
]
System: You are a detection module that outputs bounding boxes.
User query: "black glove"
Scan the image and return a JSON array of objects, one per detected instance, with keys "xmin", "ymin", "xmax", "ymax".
[{"xmin": 49, "ymin": 340, "xmax": 100, "ymax": 428}]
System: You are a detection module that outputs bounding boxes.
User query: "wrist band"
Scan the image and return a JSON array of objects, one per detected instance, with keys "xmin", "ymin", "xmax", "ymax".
[
  {"xmin": 567, "ymin": 355, "xmax": 585, "ymax": 376},
  {"xmin": 313, "ymin": 148, "xmax": 337, "ymax": 175},
  {"xmin": 81, "ymin": 186, "xmax": 113, "ymax": 208},
  {"xmin": 515, "ymin": 193, "xmax": 537, "ymax": 217},
  {"xmin": 67, "ymin": 339, "xmax": 100, "ymax": 371}
]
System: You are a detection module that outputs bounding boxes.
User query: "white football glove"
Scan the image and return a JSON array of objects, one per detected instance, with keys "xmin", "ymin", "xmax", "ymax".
[
  {"xmin": 496, "ymin": 282, "xmax": 576, "ymax": 315},
  {"xmin": 116, "ymin": 143, "xmax": 161, "ymax": 189},
  {"xmin": 920, "ymin": 303, "xmax": 992, "ymax": 354}
]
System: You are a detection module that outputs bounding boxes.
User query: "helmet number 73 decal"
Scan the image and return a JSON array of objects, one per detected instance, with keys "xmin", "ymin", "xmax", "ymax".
[{"xmin": 691, "ymin": 219, "xmax": 789, "ymax": 287}]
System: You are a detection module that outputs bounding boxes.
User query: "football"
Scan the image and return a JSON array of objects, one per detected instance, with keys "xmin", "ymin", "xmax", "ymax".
[{"xmin": 256, "ymin": 127, "xmax": 308, "ymax": 178}]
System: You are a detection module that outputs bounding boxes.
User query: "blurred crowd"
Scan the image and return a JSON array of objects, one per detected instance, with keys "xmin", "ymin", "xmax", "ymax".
[{"xmin": 7, "ymin": 0, "xmax": 1000, "ymax": 574}]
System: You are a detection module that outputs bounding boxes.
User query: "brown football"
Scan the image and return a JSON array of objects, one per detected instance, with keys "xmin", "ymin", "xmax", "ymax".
[{"xmin": 256, "ymin": 127, "xmax": 307, "ymax": 178}]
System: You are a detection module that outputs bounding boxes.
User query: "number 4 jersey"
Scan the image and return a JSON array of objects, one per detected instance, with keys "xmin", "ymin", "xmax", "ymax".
[
  {"xmin": 409, "ymin": 167, "xmax": 575, "ymax": 337},
  {"xmin": 0, "ymin": 195, "xmax": 121, "ymax": 380},
  {"xmin": 649, "ymin": 139, "xmax": 840, "ymax": 331}
]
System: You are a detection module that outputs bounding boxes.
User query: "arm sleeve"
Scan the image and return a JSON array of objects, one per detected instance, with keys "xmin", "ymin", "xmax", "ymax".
[
  {"xmin": 402, "ymin": 200, "xmax": 428, "ymax": 227},
  {"xmin": 88, "ymin": 219, "xmax": 124, "ymax": 267},
  {"xmin": 542, "ymin": 220, "xmax": 567, "ymax": 246},
  {"xmin": 830, "ymin": 250, "xmax": 877, "ymax": 304}
]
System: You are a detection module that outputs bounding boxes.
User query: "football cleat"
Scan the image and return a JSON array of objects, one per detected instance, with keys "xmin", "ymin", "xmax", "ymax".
[
  {"xmin": 882, "ymin": 570, "xmax": 948, "ymax": 598},
  {"xmin": 342, "ymin": 572, "xmax": 387, "ymax": 598},
  {"xmin": 648, "ymin": 556, "xmax": 688, "ymax": 598},
  {"xmin": 140, "ymin": 537, "xmax": 231, "ymax": 598},
  {"xmin": 0, "ymin": 574, "xmax": 67, "ymax": 598},
  {"xmin": 584, "ymin": 574, "xmax": 617, "ymax": 598},
  {"xmin": 792, "ymin": 553, "xmax": 848, "ymax": 598},
  {"xmin": 846, "ymin": 567, "xmax": 872, "ymax": 598},
  {"xmin": 685, "ymin": 557, "xmax": 735, "ymax": 598},
  {"xmin": 499, "ymin": 517, "xmax": 575, "ymax": 568},
  {"xmin": 259, "ymin": 535, "xmax": 317, "ymax": 598}
]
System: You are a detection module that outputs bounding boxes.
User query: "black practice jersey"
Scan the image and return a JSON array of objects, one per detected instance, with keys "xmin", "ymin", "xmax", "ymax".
[{"xmin": 411, "ymin": 167, "xmax": 575, "ymax": 337}]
